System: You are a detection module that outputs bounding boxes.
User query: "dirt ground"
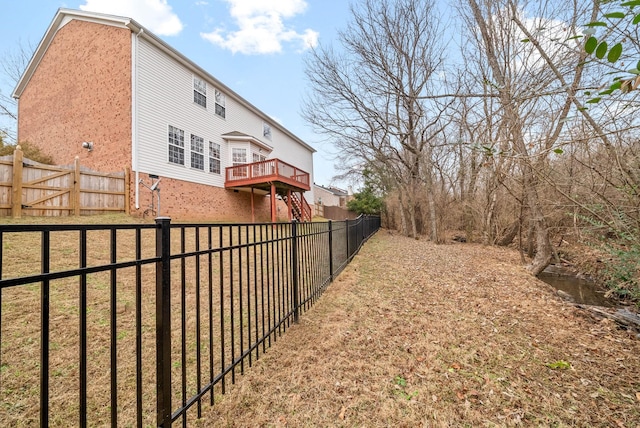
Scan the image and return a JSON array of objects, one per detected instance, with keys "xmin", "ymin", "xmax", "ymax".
[{"xmin": 201, "ymin": 230, "xmax": 640, "ymax": 427}]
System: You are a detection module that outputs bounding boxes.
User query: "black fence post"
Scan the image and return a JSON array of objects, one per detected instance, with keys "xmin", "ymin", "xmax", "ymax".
[
  {"xmin": 156, "ymin": 217, "xmax": 172, "ymax": 427},
  {"xmin": 40, "ymin": 230, "xmax": 50, "ymax": 428},
  {"xmin": 345, "ymin": 219, "xmax": 350, "ymax": 260},
  {"xmin": 328, "ymin": 220, "xmax": 333, "ymax": 282},
  {"xmin": 291, "ymin": 221, "xmax": 300, "ymax": 323}
]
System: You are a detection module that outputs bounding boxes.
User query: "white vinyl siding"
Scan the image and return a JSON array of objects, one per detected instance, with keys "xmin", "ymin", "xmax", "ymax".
[{"xmin": 134, "ymin": 36, "xmax": 314, "ymax": 197}]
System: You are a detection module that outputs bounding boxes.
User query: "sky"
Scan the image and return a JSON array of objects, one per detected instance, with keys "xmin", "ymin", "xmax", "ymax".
[{"xmin": 0, "ymin": 0, "xmax": 354, "ymax": 187}]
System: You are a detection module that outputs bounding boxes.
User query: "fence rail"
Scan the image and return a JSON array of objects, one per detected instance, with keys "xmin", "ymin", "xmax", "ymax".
[
  {"xmin": 0, "ymin": 215, "xmax": 380, "ymax": 427},
  {"xmin": 0, "ymin": 147, "xmax": 129, "ymax": 218}
]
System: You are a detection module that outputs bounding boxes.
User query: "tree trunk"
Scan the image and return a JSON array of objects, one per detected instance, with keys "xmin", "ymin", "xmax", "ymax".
[
  {"xmin": 525, "ymin": 180, "xmax": 553, "ymax": 275},
  {"xmin": 483, "ymin": 191, "xmax": 497, "ymax": 245},
  {"xmin": 398, "ymin": 190, "xmax": 408, "ymax": 236},
  {"xmin": 496, "ymin": 220, "xmax": 518, "ymax": 246}
]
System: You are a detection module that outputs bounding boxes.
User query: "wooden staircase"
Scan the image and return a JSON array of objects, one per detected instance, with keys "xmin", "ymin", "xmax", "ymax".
[{"xmin": 283, "ymin": 192, "xmax": 312, "ymax": 222}]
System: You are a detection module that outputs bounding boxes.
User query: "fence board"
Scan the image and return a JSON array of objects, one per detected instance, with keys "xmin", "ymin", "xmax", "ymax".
[{"xmin": 0, "ymin": 147, "xmax": 128, "ymax": 217}]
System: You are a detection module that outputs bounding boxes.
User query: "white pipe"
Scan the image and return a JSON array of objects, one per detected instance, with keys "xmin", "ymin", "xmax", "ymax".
[{"xmin": 132, "ymin": 28, "xmax": 144, "ymax": 209}]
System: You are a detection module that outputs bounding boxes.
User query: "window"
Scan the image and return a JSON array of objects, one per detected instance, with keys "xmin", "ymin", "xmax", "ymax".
[
  {"xmin": 190, "ymin": 134, "xmax": 204, "ymax": 170},
  {"xmin": 232, "ymin": 148, "xmax": 247, "ymax": 166},
  {"xmin": 194, "ymin": 76, "xmax": 207, "ymax": 108},
  {"xmin": 252, "ymin": 153, "xmax": 267, "ymax": 176},
  {"xmin": 263, "ymin": 123, "xmax": 272, "ymax": 140},
  {"xmin": 215, "ymin": 89, "xmax": 226, "ymax": 118},
  {"xmin": 209, "ymin": 141, "xmax": 221, "ymax": 174},
  {"xmin": 168, "ymin": 125, "xmax": 185, "ymax": 165},
  {"xmin": 231, "ymin": 147, "xmax": 247, "ymax": 178}
]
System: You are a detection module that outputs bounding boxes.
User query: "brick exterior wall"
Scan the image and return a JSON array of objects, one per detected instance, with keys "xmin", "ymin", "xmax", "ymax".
[
  {"xmin": 136, "ymin": 176, "xmax": 290, "ymax": 222},
  {"xmin": 17, "ymin": 16, "xmax": 301, "ymax": 222},
  {"xmin": 18, "ymin": 20, "xmax": 132, "ymax": 172}
]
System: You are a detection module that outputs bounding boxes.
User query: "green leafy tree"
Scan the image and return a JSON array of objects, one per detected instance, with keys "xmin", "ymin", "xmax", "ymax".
[
  {"xmin": 583, "ymin": 0, "xmax": 640, "ymax": 97},
  {"xmin": 0, "ymin": 140, "xmax": 54, "ymax": 164},
  {"xmin": 347, "ymin": 171, "xmax": 384, "ymax": 215}
]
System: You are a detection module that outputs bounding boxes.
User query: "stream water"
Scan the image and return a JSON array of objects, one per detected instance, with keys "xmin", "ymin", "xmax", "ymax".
[{"xmin": 538, "ymin": 266, "xmax": 615, "ymax": 307}]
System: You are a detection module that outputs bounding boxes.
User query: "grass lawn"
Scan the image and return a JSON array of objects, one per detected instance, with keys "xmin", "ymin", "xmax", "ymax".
[
  {"xmin": 2, "ymin": 215, "xmax": 639, "ymax": 426},
  {"xmin": 203, "ymin": 231, "xmax": 640, "ymax": 427}
]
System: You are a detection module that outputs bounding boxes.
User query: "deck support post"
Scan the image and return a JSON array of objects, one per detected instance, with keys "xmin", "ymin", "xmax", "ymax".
[
  {"xmin": 270, "ymin": 183, "xmax": 276, "ymax": 223},
  {"xmin": 287, "ymin": 189, "xmax": 292, "ymax": 222},
  {"xmin": 251, "ymin": 187, "xmax": 255, "ymax": 223}
]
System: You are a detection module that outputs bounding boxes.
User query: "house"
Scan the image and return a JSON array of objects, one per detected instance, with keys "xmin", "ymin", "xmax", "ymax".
[
  {"xmin": 313, "ymin": 184, "xmax": 351, "ymax": 208},
  {"xmin": 312, "ymin": 184, "xmax": 356, "ymax": 220},
  {"xmin": 13, "ymin": 8, "xmax": 314, "ymax": 222}
]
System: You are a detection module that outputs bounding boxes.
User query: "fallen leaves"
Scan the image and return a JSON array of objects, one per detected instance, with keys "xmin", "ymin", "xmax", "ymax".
[
  {"xmin": 338, "ymin": 406, "xmax": 346, "ymax": 420},
  {"xmin": 200, "ymin": 233, "xmax": 640, "ymax": 427}
]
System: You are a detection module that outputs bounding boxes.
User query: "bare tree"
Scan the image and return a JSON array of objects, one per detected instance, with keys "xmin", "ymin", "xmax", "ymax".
[
  {"xmin": 0, "ymin": 41, "xmax": 33, "ymax": 143},
  {"xmin": 459, "ymin": 0, "xmax": 609, "ymax": 274},
  {"xmin": 303, "ymin": 0, "xmax": 448, "ymax": 239}
]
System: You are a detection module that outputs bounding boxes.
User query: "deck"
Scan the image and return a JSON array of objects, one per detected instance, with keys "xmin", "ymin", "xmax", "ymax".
[
  {"xmin": 225, "ymin": 159, "xmax": 311, "ymax": 222},
  {"xmin": 224, "ymin": 158, "xmax": 310, "ymax": 192}
]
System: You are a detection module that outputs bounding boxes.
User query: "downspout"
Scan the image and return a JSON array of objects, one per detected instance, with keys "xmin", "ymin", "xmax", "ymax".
[{"xmin": 132, "ymin": 27, "xmax": 144, "ymax": 209}]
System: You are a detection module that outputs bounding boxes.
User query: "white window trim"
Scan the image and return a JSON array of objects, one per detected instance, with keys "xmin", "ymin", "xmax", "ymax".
[
  {"xmin": 232, "ymin": 147, "xmax": 247, "ymax": 166},
  {"xmin": 168, "ymin": 125, "xmax": 185, "ymax": 166},
  {"xmin": 193, "ymin": 76, "xmax": 207, "ymax": 108},
  {"xmin": 209, "ymin": 141, "xmax": 221, "ymax": 174},
  {"xmin": 214, "ymin": 89, "xmax": 226, "ymax": 118},
  {"xmin": 190, "ymin": 134, "xmax": 205, "ymax": 171},
  {"xmin": 263, "ymin": 122, "xmax": 272, "ymax": 141}
]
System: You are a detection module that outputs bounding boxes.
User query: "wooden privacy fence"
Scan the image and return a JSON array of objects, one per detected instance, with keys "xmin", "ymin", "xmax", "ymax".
[
  {"xmin": 0, "ymin": 146, "xmax": 130, "ymax": 217},
  {"xmin": 314, "ymin": 204, "xmax": 358, "ymax": 221}
]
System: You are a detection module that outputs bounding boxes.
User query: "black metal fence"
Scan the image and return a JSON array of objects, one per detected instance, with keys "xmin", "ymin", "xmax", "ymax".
[{"xmin": 0, "ymin": 215, "xmax": 380, "ymax": 427}]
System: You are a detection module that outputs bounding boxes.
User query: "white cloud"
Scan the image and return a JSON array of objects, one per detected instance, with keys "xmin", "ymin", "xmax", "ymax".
[
  {"xmin": 79, "ymin": 0, "xmax": 183, "ymax": 36},
  {"xmin": 200, "ymin": 0, "xmax": 319, "ymax": 55}
]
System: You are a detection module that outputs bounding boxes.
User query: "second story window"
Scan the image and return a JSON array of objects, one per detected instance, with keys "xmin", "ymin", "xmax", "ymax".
[
  {"xmin": 209, "ymin": 141, "xmax": 221, "ymax": 174},
  {"xmin": 263, "ymin": 123, "xmax": 272, "ymax": 140},
  {"xmin": 190, "ymin": 134, "xmax": 204, "ymax": 170},
  {"xmin": 215, "ymin": 89, "xmax": 226, "ymax": 118},
  {"xmin": 194, "ymin": 76, "xmax": 207, "ymax": 108},
  {"xmin": 168, "ymin": 125, "xmax": 185, "ymax": 165}
]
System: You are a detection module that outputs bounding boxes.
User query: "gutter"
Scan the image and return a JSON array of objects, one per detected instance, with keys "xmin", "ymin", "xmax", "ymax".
[{"xmin": 132, "ymin": 26, "xmax": 144, "ymax": 209}]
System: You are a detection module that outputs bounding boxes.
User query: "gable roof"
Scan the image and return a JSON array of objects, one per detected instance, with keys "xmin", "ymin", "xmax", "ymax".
[
  {"xmin": 221, "ymin": 131, "xmax": 274, "ymax": 151},
  {"xmin": 13, "ymin": 8, "xmax": 316, "ymax": 154},
  {"xmin": 314, "ymin": 183, "xmax": 348, "ymax": 196}
]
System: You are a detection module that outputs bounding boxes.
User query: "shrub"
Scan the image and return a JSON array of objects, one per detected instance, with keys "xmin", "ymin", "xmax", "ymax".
[{"xmin": 0, "ymin": 141, "xmax": 54, "ymax": 165}]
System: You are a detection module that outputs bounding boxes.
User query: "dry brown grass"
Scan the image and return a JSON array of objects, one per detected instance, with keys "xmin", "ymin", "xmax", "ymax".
[
  {"xmin": 0, "ymin": 214, "xmax": 303, "ymax": 426},
  {"xmin": 0, "ymin": 215, "xmax": 159, "ymax": 426},
  {"xmin": 2, "ymin": 217, "xmax": 639, "ymax": 426},
  {"xmin": 202, "ymin": 232, "xmax": 640, "ymax": 427}
]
